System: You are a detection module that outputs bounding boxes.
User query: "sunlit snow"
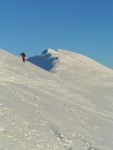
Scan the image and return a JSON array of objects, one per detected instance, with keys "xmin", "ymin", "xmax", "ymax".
[{"xmin": 0, "ymin": 48, "xmax": 113, "ymax": 150}]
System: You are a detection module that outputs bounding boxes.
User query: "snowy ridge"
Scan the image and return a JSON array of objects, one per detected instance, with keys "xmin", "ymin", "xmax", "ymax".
[
  {"xmin": 0, "ymin": 49, "xmax": 113, "ymax": 150},
  {"xmin": 28, "ymin": 48, "xmax": 113, "ymax": 88},
  {"xmin": 28, "ymin": 48, "xmax": 112, "ymax": 73}
]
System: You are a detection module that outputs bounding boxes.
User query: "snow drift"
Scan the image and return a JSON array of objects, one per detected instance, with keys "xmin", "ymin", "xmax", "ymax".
[
  {"xmin": 0, "ymin": 48, "xmax": 113, "ymax": 150},
  {"xmin": 27, "ymin": 49, "xmax": 59, "ymax": 72}
]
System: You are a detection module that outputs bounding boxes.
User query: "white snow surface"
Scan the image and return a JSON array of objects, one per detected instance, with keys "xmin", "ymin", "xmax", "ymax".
[{"xmin": 0, "ymin": 48, "xmax": 113, "ymax": 150}]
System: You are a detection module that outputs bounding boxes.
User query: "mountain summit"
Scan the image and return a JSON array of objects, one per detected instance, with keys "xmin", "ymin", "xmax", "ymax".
[
  {"xmin": 28, "ymin": 48, "xmax": 112, "ymax": 73},
  {"xmin": 0, "ymin": 48, "xmax": 113, "ymax": 150},
  {"xmin": 28, "ymin": 48, "xmax": 113, "ymax": 87}
]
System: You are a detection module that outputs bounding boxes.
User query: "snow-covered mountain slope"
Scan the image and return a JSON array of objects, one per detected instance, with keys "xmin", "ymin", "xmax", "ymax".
[
  {"xmin": 28, "ymin": 48, "xmax": 113, "ymax": 98},
  {"xmin": 1, "ymin": 48, "xmax": 113, "ymax": 150}
]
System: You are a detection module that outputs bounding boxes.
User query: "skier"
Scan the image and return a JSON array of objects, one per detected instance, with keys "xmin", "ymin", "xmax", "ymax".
[{"xmin": 20, "ymin": 52, "xmax": 26, "ymax": 63}]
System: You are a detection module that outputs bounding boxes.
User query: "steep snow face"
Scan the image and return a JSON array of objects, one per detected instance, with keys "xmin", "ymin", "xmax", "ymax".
[{"xmin": 0, "ymin": 49, "xmax": 113, "ymax": 150}]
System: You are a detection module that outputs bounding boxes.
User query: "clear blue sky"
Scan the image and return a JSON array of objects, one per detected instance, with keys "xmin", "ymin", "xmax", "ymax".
[{"xmin": 0, "ymin": 0, "xmax": 113, "ymax": 69}]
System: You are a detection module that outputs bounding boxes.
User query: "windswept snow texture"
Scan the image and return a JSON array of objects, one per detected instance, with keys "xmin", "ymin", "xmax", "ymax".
[{"xmin": 0, "ymin": 48, "xmax": 113, "ymax": 150}]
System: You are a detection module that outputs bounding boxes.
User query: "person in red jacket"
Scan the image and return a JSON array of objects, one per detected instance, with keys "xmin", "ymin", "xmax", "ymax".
[{"xmin": 20, "ymin": 52, "xmax": 26, "ymax": 63}]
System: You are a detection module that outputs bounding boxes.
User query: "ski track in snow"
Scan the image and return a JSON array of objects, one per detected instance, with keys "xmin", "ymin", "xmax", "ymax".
[{"xmin": 0, "ymin": 89, "xmax": 100, "ymax": 150}]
